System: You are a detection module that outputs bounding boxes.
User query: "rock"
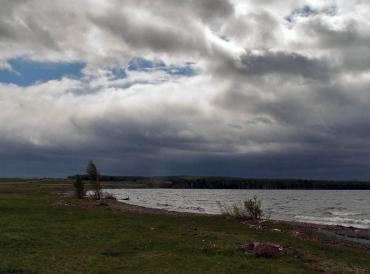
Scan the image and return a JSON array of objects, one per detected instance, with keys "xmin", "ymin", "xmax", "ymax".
[
  {"xmin": 96, "ymin": 201, "xmax": 108, "ymax": 206},
  {"xmin": 237, "ymin": 242, "xmax": 283, "ymax": 258},
  {"xmin": 254, "ymin": 244, "xmax": 283, "ymax": 258}
]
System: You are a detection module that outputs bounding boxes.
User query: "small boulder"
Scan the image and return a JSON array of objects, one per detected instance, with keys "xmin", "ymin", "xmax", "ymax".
[
  {"xmin": 237, "ymin": 242, "xmax": 283, "ymax": 258},
  {"xmin": 254, "ymin": 244, "xmax": 283, "ymax": 258}
]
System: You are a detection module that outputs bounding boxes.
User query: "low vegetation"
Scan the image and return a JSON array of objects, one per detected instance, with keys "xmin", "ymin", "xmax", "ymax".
[
  {"xmin": 219, "ymin": 195, "xmax": 263, "ymax": 221},
  {"xmin": 244, "ymin": 196, "xmax": 263, "ymax": 221}
]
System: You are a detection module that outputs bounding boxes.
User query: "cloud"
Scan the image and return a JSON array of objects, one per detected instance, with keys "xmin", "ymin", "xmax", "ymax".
[
  {"xmin": 0, "ymin": 0, "xmax": 370, "ymax": 178},
  {"xmin": 238, "ymin": 51, "xmax": 331, "ymax": 80}
]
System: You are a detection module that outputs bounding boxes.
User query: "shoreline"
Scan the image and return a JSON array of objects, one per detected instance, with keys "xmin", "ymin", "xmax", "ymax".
[
  {"xmin": 103, "ymin": 198, "xmax": 212, "ymax": 216},
  {"xmin": 105, "ymin": 198, "xmax": 370, "ymax": 243},
  {"xmin": 269, "ymin": 219, "xmax": 370, "ymax": 242}
]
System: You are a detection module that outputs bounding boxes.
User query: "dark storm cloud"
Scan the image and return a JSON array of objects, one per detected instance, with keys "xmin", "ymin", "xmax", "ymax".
[{"xmin": 2, "ymin": 142, "xmax": 370, "ymax": 179}]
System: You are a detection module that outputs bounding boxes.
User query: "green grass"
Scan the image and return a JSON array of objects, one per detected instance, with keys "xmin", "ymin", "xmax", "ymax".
[{"xmin": 0, "ymin": 181, "xmax": 369, "ymax": 273}]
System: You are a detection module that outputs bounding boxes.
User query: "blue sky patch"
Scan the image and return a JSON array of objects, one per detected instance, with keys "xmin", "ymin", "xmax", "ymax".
[
  {"xmin": 0, "ymin": 57, "xmax": 197, "ymax": 88},
  {"xmin": 286, "ymin": 5, "xmax": 337, "ymax": 23},
  {"xmin": 0, "ymin": 58, "xmax": 85, "ymax": 86},
  {"xmin": 128, "ymin": 58, "xmax": 166, "ymax": 72},
  {"xmin": 127, "ymin": 57, "xmax": 197, "ymax": 77},
  {"xmin": 110, "ymin": 67, "xmax": 127, "ymax": 80}
]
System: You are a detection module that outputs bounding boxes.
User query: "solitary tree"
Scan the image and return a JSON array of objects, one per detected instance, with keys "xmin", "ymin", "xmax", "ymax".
[
  {"xmin": 86, "ymin": 160, "xmax": 101, "ymax": 200},
  {"xmin": 73, "ymin": 175, "xmax": 85, "ymax": 199}
]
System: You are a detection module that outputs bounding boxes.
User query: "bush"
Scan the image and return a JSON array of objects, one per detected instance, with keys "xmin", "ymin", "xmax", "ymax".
[
  {"xmin": 218, "ymin": 195, "xmax": 263, "ymax": 221},
  {"xmin": 73, "ymin": 176, "xmax": 85, "ymax": 199},
  {"xmin": 244, "ymin": 195, "xmax": 262, "ymax": 221}
]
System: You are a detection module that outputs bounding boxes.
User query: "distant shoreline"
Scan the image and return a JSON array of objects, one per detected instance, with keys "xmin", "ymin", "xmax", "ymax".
[
  {"xmin": 67, "ymin": 176, "xmax": 370, "ymax": 190},
  {"xmin": 2, "ymin": 177, "xmax": 370, "ymax": 189}
]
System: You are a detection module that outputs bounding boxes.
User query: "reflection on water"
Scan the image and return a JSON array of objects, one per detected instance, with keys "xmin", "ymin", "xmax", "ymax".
[{"xmin": 105, "ymin": 189, "xmax": 370, "ymax": 228}]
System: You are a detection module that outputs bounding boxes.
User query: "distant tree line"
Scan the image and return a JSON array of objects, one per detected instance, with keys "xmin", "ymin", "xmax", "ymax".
[{"xmin": 67, "ymin": 175, "xmax": 370, "ymax": 190}]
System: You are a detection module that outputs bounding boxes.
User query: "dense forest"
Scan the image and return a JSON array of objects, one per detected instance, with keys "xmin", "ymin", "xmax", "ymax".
[{"xmin": 68, "ymin": 175, "xmax": 370, "ymax": 190}]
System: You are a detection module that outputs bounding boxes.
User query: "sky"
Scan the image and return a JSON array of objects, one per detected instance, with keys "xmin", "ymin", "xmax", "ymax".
[{"xmin": 0, "ymin": 0, "xmax": 370, "ymax": 179}]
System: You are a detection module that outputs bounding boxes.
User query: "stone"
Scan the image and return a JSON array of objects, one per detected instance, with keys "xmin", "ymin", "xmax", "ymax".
[
  {"xmin": 254, "ymin": 244, "xmax": 283, "ymax": 258},
  {"xmin": 237, "ymin": 242, "xmax": 283, "ymax": 258}
]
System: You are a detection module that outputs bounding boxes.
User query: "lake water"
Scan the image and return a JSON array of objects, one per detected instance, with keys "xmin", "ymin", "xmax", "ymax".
[{"xmin": 104, "ymin": 189, "xmax": 370, "ymax": 229}]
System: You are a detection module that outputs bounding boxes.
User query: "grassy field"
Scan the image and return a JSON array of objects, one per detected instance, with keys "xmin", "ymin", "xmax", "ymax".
[{"xmin": 0, "ymin": 180, "xmax": 370, "ymax": 274}]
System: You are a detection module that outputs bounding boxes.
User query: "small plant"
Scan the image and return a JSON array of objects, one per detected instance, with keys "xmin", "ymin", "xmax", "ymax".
[
  {"xmin": 244, "ymin": 195, "xmax": 262, "ymax": 221},
  {"xmin": 218, "ymin": 195, "xmax": 263, "ymax": 221},
  {"xmin": 73, "ymin": 175, "xmax": 85, "ymax": 199}
]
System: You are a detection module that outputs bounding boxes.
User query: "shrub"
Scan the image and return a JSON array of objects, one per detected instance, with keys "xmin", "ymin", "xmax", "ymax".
[
  {"xmin": 218, "ymin": 195, "xmax": 263, "ymax": 221},
  {"xmin": 73, "ymin": 176, "xmax": 85, "ymax": 199},
  {"xmin": 244, "ymin": 195, "xmax": 262, "ymax": 221}
]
